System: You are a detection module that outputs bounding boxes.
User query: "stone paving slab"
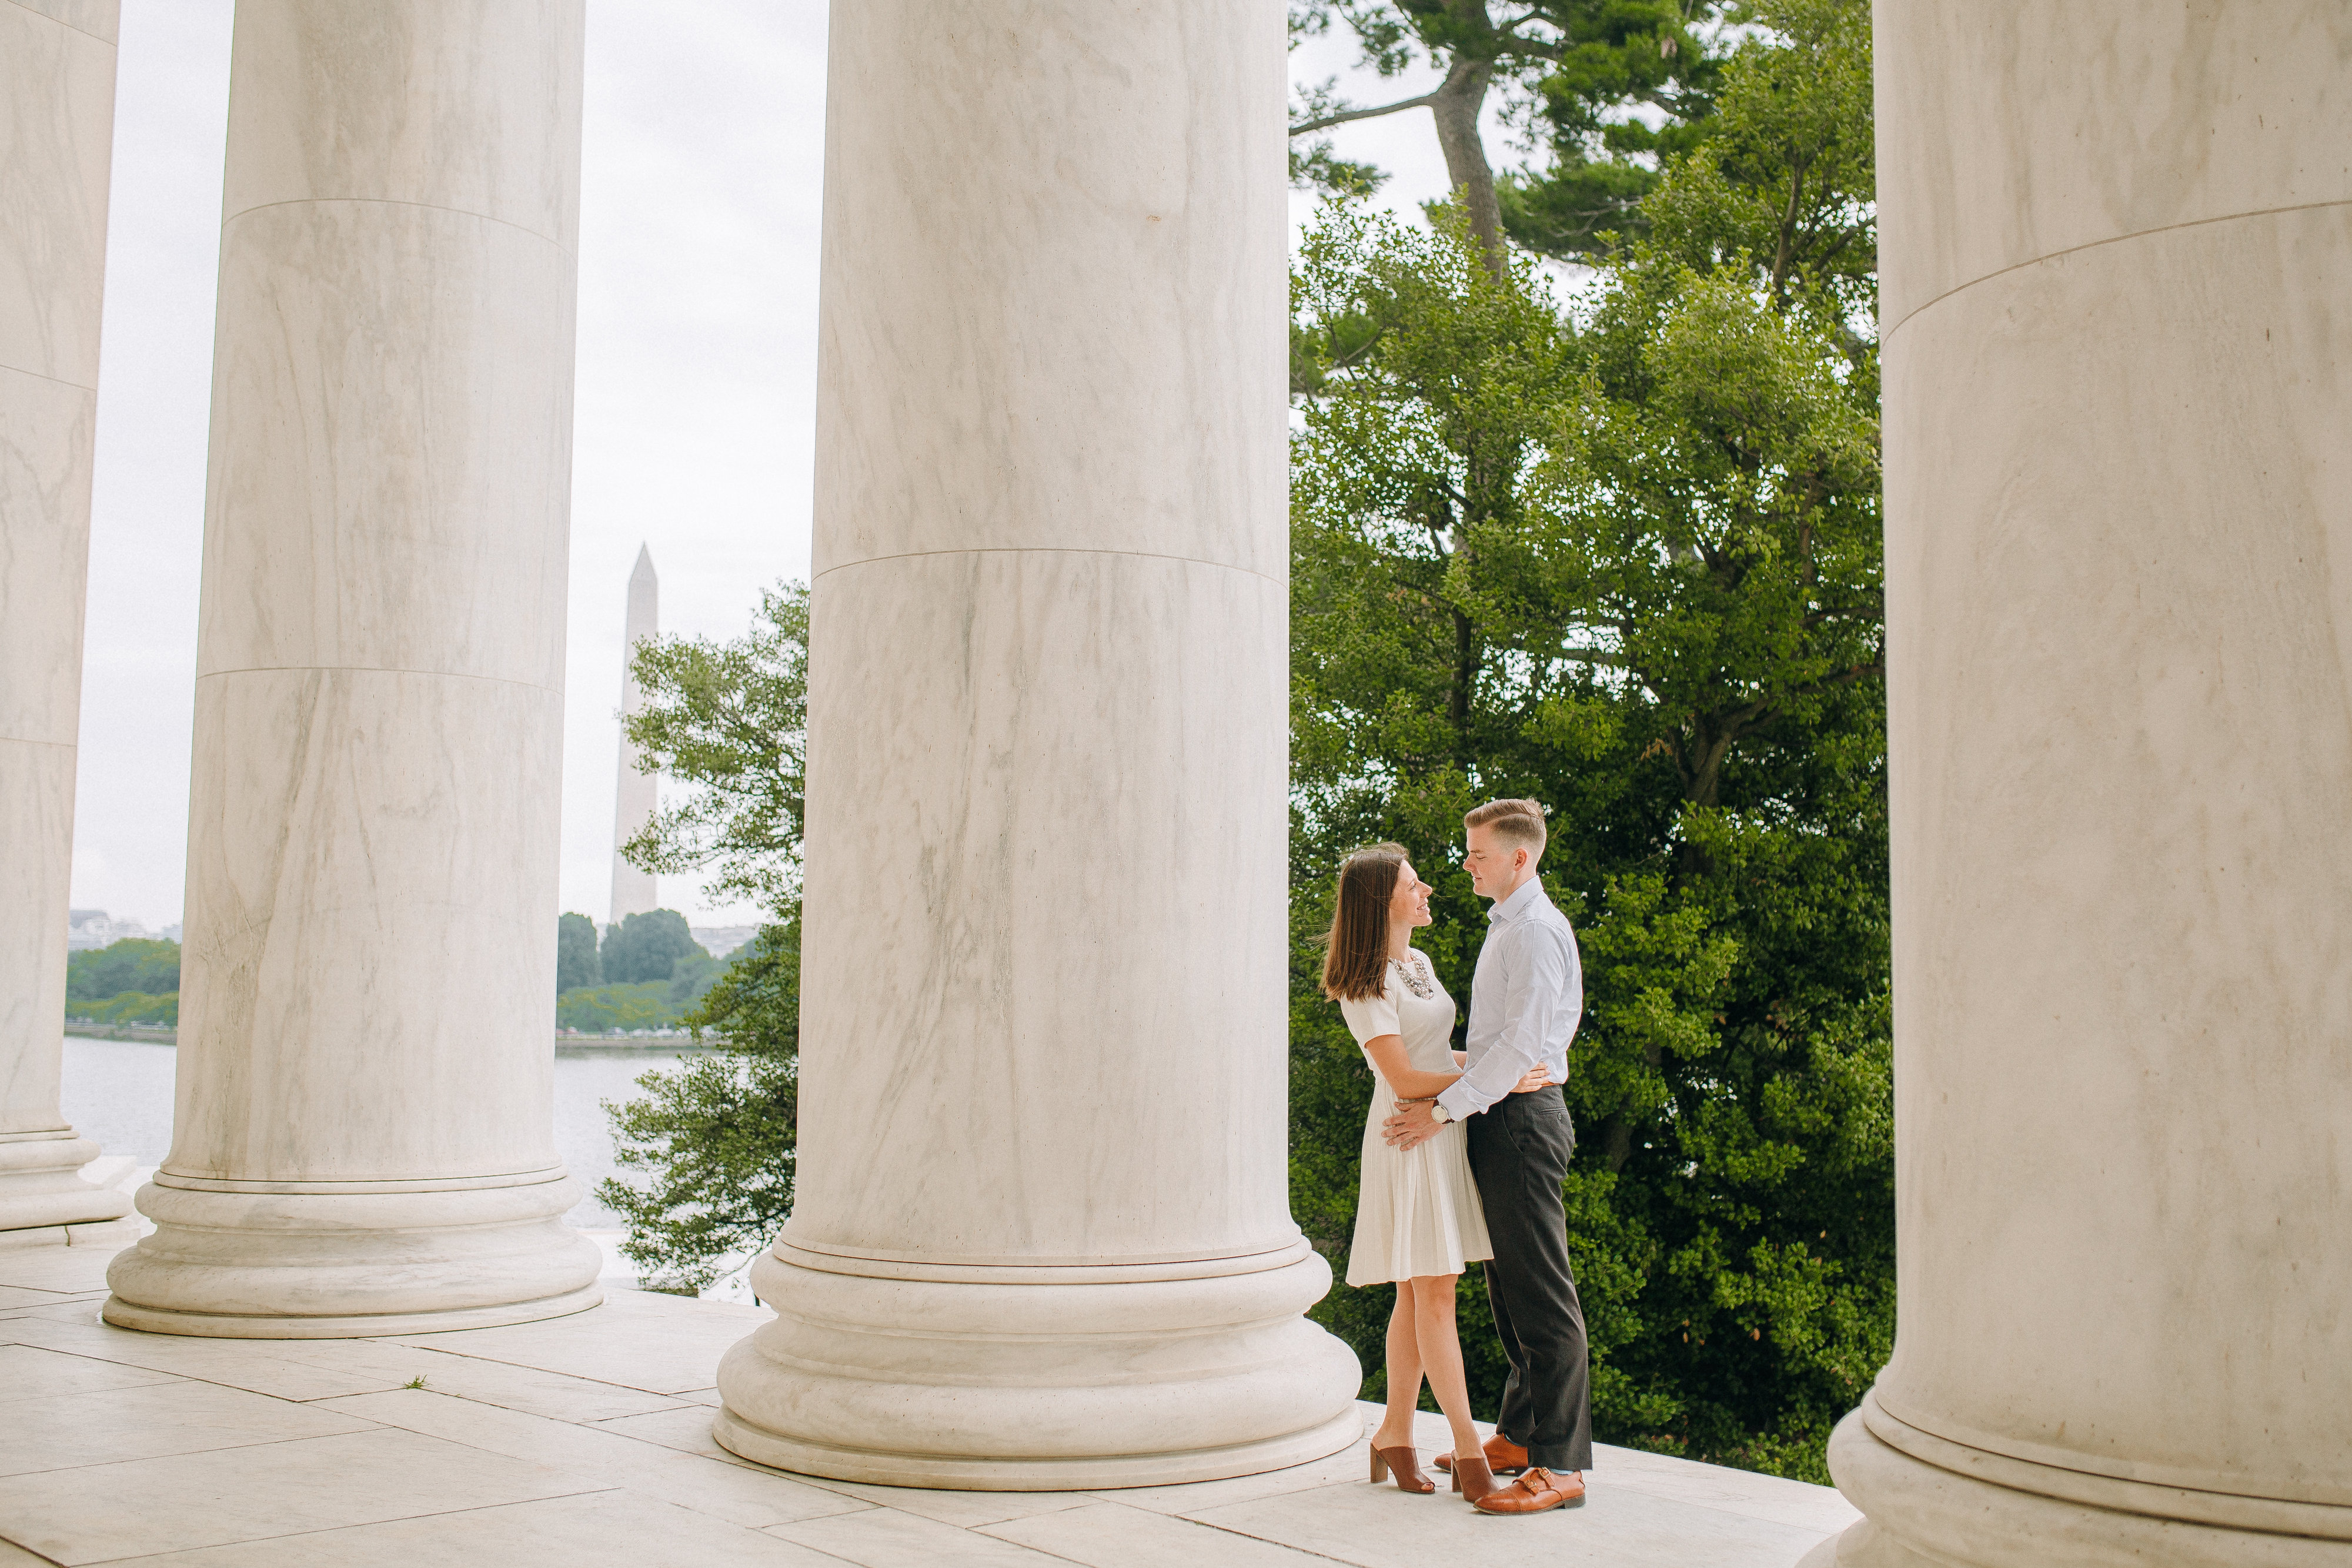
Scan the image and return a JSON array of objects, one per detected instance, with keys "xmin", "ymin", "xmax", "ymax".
[
  {"xmin": 0, "ymin": 1378, "xmax": 375, "ymax": 1477},
  {"xmin": 85, "ymin": 1491, "xmax": 849, "ymax": 1568},
  {"xmin": 0, "ymin": 1427, "xmax": 603, "ymax": 1566},
  {"xmin": 0, "ymin": 1240, "xmax": 1855, "ymax": 1567}
]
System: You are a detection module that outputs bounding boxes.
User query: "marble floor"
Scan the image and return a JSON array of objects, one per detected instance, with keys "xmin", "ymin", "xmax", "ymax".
[{"xmin": 0, "ymin": 1236, "xmax": 1856, "ymax": 1567}]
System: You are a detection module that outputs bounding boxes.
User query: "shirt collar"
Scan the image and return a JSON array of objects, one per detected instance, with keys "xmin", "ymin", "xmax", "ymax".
[{"xmin": 1487, "ymin": 876, "xmax": 1545, "ymax": 924}]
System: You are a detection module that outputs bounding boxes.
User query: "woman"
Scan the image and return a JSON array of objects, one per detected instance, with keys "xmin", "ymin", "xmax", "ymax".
[{"xmin": 1322, "ymin": 842, "xmax": 1542, "ymax": 1503}]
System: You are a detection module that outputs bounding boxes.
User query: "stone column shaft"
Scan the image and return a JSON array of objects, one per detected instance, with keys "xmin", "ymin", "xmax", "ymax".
[
  {"xmin": 103, "ymin": 0, "xmax": 599, "ymax": 1336},
  {"xmin": 1817, "ymin": 5, "xmax": 2352, "ymax": 1563},
  {"xmin": 0, "ymin": 0, "xmax": 134, "ymax": 1242},
  {"xmin": 711, "ymin": 0, "xmax": 1361, "ymax": 1489}
]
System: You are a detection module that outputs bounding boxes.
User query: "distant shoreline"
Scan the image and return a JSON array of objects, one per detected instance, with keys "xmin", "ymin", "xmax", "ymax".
[{"xmin": 64, "ymin": 1024, "xmax": 721, "ymax": 1057}]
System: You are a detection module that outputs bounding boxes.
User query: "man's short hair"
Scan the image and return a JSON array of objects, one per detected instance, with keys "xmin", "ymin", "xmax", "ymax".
[{"xmin": 1464, "ymin": 797, "xmax": 1547, "ymax": 861}]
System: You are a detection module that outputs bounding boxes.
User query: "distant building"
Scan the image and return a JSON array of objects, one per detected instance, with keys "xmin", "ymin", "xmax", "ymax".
[
  {"xmin": 691, "ymin": 925, "xmax": 757, "ymax": 960},
  {"xmin": 66, "ymin": 910, "xmax": 155, "ymax": 951}
]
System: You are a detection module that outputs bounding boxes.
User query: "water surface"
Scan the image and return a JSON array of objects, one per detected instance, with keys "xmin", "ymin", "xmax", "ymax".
[{"xmin": 59, "ymin": 1037, "xmax": 686, "ymax": 1228}]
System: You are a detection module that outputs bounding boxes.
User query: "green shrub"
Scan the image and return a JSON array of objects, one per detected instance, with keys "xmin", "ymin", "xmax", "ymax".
[
  {"xmin": 557, "ymin": 981, "xmax": 679, "ymax": 1033},
  {"xmin": 67, "ymin": 938, "xmax": 179, "ymax": 1001}
]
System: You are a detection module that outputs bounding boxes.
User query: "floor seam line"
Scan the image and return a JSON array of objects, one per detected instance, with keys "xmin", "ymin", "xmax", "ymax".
[
  {"xmin": 1158, "ymin": 1505, "xmax": 1377, "ymax": 1565},
  {"xmin": 61, "ymin": 1485, "xmax": 623, "ymax": 1564}
]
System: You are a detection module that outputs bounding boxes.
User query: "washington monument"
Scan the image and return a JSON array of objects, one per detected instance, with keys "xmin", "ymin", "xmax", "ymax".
[{"xmin": 611, "ymin": 545, "xmax": 659, "ymax": 923}]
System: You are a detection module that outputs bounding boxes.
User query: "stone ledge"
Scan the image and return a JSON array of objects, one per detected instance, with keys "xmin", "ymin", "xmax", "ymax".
[{"xmin": 0, "ymin": 1236, "xmax": 1856, "ymax": 1566}]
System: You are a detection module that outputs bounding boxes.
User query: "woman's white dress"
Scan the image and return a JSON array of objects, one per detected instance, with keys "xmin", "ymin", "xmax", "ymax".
[{"xmin": 1339, "ymin": 954, "xmax": 1492, "ymax": 1286}]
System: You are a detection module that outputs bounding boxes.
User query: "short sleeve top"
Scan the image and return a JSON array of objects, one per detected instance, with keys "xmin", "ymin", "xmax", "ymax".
[{"xmin": 1336, "ymin": 954, "xmax": 1458, "ymax": 1078}]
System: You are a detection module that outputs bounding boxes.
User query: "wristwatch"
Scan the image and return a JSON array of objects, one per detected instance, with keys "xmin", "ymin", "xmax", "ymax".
[{"xmin": 1429, "ymin": 1101, "xmax": 1453, "ymax": 1125}]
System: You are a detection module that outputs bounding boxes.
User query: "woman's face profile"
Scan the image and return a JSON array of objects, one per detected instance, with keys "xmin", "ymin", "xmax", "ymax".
[{"xmin": 1388, "ymin": 861, "xmax": 1434, "ymax": 929}]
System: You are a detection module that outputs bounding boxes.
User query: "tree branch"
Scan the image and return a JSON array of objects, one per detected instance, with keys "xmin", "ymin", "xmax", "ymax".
[{"xmin": 1291, "ymin": 91, "xmax": 1442, "ymax": 136}]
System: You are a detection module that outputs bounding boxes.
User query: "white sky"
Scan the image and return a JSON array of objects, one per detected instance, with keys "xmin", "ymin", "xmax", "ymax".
[{"xmin": 71, "ymin": 4, "xmax": 1479, "ymax": 932}]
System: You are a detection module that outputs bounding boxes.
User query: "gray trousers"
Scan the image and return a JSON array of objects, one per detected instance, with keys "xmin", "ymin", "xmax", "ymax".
[{"xmin": 1466, "ymin": 1086, "xmax": 1594, "ymax": 1472}]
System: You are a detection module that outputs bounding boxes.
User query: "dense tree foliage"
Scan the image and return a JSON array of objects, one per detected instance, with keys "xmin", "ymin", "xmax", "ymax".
[
  {"xmin": 66, "ymin": 938, "xmax": 179, "ymax": 1002},
  {"xmin": 556, "ymin": 912, "xmax": 602, "ymax": 992},
  {"xmin": 598, "ymin": 910, "xmax": 706, "ymax": 985},
  {"xmin": 600, "ymin": 586, "xmax": 811, "ymax": 1289},
  {"xmin": 1288, "ymin": 0, "xmax": 1884, "ymax": 1480},
  {"xmin": 600, "ymin": 919, "xmax": 801, "ymax": 1290}
]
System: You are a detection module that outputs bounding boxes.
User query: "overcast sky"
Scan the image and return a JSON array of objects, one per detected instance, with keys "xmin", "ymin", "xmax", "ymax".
[{"xmin": 72, "ymin": 4, "xmax": 1478, "ymax": 934}]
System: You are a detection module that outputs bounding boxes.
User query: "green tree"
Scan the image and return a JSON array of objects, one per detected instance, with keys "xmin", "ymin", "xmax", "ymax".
[
  {"xmin": 556, "ymin": 912, "xmax": 602, "ymax": 993},
  {"xmin": 618, "ymin": 583, "xmax": 808, "ymax": 916},
  {"xmin": 1288, "ymin": 0, "xmax": 1886, "ymax": 1481},
  {"xmin": 600, "ymin": 583, "xmax": 812, "ymax": 1288},
  {"xmin": 599, "ymin": 909, "xmax": 705, "ymax": 985},
  {"xmin": 1288, "ymin": 1, "xmax": 1730, "ymax": 267},
  {"xmin": 66, "ymin": 938, "xmax": 179, "ymax": 1002},
  {"xmin": 599, "ymin": 920, "xmax": 801, "ymax": 1290}
]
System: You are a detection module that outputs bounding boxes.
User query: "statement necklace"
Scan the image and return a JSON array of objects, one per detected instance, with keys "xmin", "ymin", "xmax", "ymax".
[{"xmin": 1391, "ymin": 950, "xmax": 1435, "ymax": 999}]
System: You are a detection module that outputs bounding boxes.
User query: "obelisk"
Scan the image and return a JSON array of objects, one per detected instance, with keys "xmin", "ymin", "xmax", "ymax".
[
  {"xmin": 609, "ymin": 545, "xmax": 658, "ymax": 923},
  {"xmin": 0, "ymin": 0, "xmax": 135, "ymax": 1241}
]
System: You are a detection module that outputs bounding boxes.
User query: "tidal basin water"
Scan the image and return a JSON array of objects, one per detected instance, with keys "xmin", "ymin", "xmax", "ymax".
[{"xmin": 59, "ymin": 1036, "xmax": 686, "ymax": 1228}]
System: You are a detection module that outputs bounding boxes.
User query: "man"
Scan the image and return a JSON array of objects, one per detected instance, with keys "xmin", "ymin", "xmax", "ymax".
[{"xmin": 1383, "ymin": 798, "xmax": 1591, "ymax": 1516}]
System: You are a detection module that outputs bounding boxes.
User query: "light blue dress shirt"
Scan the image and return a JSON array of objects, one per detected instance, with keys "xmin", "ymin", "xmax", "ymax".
[{"xmin": 1436, "ymin": 875, "xmax": 1582, "ymax": 1121}]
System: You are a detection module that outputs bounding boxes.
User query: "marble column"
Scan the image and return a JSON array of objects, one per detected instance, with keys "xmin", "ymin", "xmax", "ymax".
[
  {"xmin": 1810, "ymin": 5, "xmax": 2352, "ymax": 1564},
  {"xmin": 609, "ymin": 544, "xmax": 657, "ymax": 923},
  {"xmin": 0, "ymin": 0, "xmax": 135, "ymax": 1243},
  {"xmin": 102, "ymin": 0, "xmax": 600, "ymax": 1336},
  {"xmin": 711, "ymin": 0, "xmax": 1362, "ymax": 1489}
]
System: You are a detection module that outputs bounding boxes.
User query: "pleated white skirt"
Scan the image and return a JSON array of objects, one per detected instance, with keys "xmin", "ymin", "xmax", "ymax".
[{"xmin": 1345, "ymin": 1078, "xmax": 1493, "ymax": 1286}]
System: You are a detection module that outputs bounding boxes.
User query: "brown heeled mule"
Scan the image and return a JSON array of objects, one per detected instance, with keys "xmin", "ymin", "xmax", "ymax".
[
  {"xmin": 1368, "ymin": 1443, "xmax": 1437, "ymax": 1493},
  {"xmin": 1449, "ymin": 1453, "xmax": 1504, "ymax": 1505}
]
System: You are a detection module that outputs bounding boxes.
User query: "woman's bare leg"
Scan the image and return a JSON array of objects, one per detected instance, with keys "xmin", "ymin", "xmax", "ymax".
[
  {"xmin": 1371, "ymin": 1279, "xmax": 1425, "ymax": 1449},
  {"xmin": 1411, "ymin": 1273, "xmax": 1482, "ymax": 1460}
]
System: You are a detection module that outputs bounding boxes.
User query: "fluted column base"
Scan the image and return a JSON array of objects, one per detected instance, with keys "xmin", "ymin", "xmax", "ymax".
[
  {"xmin": 103, "ymin": 1166, "xmax": 602, "ymax": 1338},
  {"xmin": 713, "ymin": 1233, "xmax": 1364, "ymax": 1490},
  {"xmin": 1816, "ymin": 1393, "xmax": 2352, "ymax": 1567},
  {"xmin": 0, "ymin": 1130, "xmax": 135, "ymax": 1239}
]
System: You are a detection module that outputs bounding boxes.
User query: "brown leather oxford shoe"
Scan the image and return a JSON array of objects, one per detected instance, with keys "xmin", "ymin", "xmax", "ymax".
[
  {"xmin": 1433, "ymin": 1433, "xmax": 1529, "ymax": 1476},
  {"xmin": 1471, "ymin": 1466, "xmax": 1585, "ymax": 1514}
]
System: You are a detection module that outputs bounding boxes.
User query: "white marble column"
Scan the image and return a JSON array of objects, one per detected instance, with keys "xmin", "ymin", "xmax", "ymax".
[
  {"xmin": 1811, "ymin": 5, "xmax": 2352, "ymax": 1564},
  {"xmin": 0, "ymin": 0, "xmax": 135, "ymax": 1244},
  {"xmin": 102, "ymin": 0, "xmax": 600, "ymax": 1336},
  {"xmin": 712, "ymin": 0, "xmax": 1362, "ymax": 1489}
]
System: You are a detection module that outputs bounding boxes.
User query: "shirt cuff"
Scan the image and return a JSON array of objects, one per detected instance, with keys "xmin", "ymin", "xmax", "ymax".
[{"xmin": 1436, "ymin": 1080, "xmax": 1479, "ymax": 1122}]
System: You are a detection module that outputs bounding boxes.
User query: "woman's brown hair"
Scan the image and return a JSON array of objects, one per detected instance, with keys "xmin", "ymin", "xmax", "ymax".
[{"xmin": 1319, "ymin": 842, "xmax": 1408, "ymax": 1001}]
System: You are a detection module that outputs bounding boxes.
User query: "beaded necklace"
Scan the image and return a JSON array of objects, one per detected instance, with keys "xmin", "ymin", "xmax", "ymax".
[{"xmin": 1390, "ymin": 950, "xmax": 1435, "ymax": 999}]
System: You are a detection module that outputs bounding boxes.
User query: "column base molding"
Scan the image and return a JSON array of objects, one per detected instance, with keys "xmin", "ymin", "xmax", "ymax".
[
  {"xmin": 713, "ymin": 1239, "xmax": 1364, "ymax": 1491},
  {"xmin": 102, "ymin": 1166, "xmax": 603, "ymax": 1338},
  {"xmin": 0, "ymin": 1130, "xmax": 136, "ymax": 1236},
  {"xmin": 1820, "ymin": 1393, "xmax": 2352, "ymax": 1567},
  {"xmin": 101, "ymin": 1282, "xmax": 604, "ymax": 1339},
  {"xmin": 713, "ymin": 1403, "xmax": 1365, "ymax": 1492}
]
